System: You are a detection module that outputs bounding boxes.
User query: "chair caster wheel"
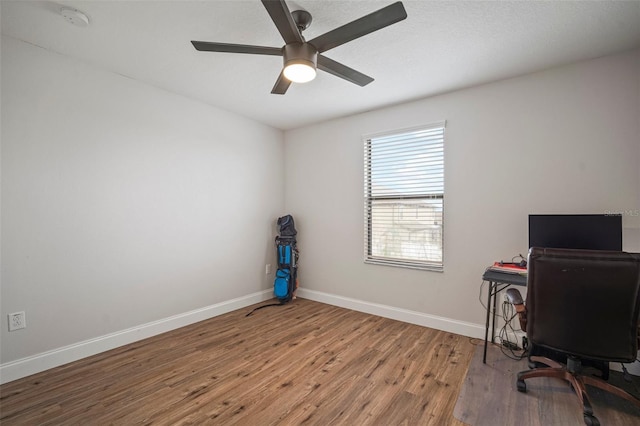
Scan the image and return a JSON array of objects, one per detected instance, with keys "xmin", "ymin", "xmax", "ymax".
[
  {"xmin": 516, "ymin": 380, "xmax": 526, "ymax": 393},
  {"xmin": 528, "ymin": 360, "xmax": 546, "ymax": 369},
  {"xmin": 583, "ymin": 414, "xmax": 600, "ymax": 426}
]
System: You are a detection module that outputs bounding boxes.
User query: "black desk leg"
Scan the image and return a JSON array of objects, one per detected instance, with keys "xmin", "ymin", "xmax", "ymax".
[
  {"xmin": 491, "ymin": 282, "xmax": 498, "ymax": 344},
  {"xmin": 483, "ymin": 281, "xmax": 494, "ymax": 364}
]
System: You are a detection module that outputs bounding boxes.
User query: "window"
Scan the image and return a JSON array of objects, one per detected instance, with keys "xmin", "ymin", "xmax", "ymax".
[{"xmin": 364, "ymin": 122, "xmax": 445, "ymax": 271}]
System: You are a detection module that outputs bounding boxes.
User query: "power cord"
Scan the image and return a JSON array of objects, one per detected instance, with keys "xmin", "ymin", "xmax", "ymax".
[
  {"xmin": 480, "ymin": 266, "xmax": 528, "ymax": 360},
  {"xmin": 497, "ymin": 299, "xmax": 528, "ymax": 360},
  {"xmin": 479, "ymin": 279, "xmax": 517, "ymax": 319},
  {"xmin": 478, "ymin": 268, "xmax": 510, "ymax": 314},
  {"xmin": 621, "ymin": 363, "xmax": 634, "ymax": 383}
]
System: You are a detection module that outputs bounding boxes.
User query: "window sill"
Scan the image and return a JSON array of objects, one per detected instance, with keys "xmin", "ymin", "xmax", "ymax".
[{"xmin": 365, "ymin": 258, "xmax": 444, "ymax": 272}]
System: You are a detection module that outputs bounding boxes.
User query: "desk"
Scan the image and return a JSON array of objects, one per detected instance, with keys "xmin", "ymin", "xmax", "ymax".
[{"xmin": 482, "ymin": 269, "xmax": 527, "ymax": 364}]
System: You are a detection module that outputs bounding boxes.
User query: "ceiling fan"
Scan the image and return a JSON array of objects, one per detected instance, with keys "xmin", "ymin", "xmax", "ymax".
[{"xmin": 191, "ymin": 0, "xmax": 407, "ymax": 95}]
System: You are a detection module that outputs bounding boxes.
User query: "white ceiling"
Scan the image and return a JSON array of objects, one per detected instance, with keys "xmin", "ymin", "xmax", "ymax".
[{"xmin": 2, "ymin": 1, "xmax": 640, "ymax": 130}]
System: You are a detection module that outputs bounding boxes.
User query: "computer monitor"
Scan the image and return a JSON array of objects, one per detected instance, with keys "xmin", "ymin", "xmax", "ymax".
[{"xmin": 528, "ymin": 214, "xmax": 622, "ymax": 251}]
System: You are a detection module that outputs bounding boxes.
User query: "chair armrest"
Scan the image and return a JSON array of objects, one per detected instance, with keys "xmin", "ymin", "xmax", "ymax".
[
  {"xmin": 505, "ymin": 288, "xmax": 527, "ymax": 332},
  {"xmin": 505, "ymin": 288, "xmax": 524, "ymax": 305}
]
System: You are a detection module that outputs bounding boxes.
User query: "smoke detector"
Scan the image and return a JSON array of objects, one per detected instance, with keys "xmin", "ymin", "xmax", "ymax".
[{"xmin": 60, "ymin": 7, "xmax": 90, "ymax": 27}]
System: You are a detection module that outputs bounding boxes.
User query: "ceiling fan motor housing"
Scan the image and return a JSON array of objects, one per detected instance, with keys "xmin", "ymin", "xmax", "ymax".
[
  {"xmin": 291, "ymin": 9, "xmax": 312, "ymax": 31},
  {"xmin": 283, "ymin": 42, "xmax": 318, "ymax": 69}
]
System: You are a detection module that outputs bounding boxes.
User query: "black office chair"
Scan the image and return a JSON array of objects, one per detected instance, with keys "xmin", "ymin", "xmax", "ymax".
[{"xmin": 506, "ymin": 247, "xmax": 640, "ymax": 426}]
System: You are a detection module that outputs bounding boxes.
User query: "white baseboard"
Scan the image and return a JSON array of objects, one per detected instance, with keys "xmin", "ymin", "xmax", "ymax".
[
  {"xmin": 296, "ymin": 288, "xmax": 485, "ymax": 339},
  {"xmin": 2, "ymin": 288, "xmax": 487, "ymax": 385},
  {"xmin": 0, "ymin": 290, "xmax": 273, "ymax": 384}
]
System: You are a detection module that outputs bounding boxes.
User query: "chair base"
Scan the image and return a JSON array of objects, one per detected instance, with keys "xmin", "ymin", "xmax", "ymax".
[
  {"xmin": 527, "ymin": 344, "xmax": 610, "ymax": 380},
  {"xmin": 516, "ymin": 356, "xmax": 640, "ymax": 426}
]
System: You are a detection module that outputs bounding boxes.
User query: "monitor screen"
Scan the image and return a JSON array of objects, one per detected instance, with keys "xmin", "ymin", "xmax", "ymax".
[{"xmin": 528, "ymin": 214, "xmax": 622, "ymax": 251}]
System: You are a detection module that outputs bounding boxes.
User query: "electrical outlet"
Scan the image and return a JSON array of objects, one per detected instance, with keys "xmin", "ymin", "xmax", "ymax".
[
  {"xmin": 265, "ymin": 264, "xmax": 272, "ymax": 275},
  {"xmin": 8, "ymin": 311, "xmax": 26, "ymax": 331}
]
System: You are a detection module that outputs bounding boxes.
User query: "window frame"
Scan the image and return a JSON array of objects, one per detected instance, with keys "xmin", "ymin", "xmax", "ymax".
[{"xmin": 363, "ymin": 121, "xmax": 446, "ymax": 272}]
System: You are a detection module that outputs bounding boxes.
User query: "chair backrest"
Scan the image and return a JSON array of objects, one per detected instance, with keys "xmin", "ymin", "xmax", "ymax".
[{"xmin": 526, "ymin": 247, "xmax": 640, "ymax": 363}]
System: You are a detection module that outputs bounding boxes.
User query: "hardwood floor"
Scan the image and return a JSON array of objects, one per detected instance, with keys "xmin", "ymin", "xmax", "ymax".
[{"xmin": 0, "ymin": 299, "xmax": 475, "ymax": 425}]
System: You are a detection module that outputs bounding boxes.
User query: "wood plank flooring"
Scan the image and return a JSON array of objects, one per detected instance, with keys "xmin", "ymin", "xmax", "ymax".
[
  {"xmin": 455, "ymin": 341, "xmax": 640, "ymax": 425},
  {"xmin": 0, "ymin": 299, "xmax": 475, "ymax": 425}
]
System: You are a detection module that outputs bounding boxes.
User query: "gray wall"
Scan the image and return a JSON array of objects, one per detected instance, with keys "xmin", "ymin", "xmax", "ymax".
[
  {"xmin": 1, "ymin": 36, "xmax": 284, "ymax": 366},
  {"xmin": 284, "ymin": 49, "xmax": 640, "ymax": 331}
]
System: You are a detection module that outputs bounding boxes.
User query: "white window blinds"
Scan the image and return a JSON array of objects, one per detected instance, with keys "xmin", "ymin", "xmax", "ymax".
[{"xmin": 364, "ymin": 122, "xmax": 445, "ymax": 271}]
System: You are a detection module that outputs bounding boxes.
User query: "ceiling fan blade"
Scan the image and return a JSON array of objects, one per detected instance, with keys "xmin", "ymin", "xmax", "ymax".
[
  {"xmin": 308, "ymin": 1, "xmax": 407, "ymax": 53},
  {"xmin": 191, "ymin": 41, "xmax": 282, "ymax": 56},
  {"xmin": 271, "ymin": 71, "xmax": 292, "ymax": 95},
  {"xmin": 262, "ymin": 0, "xmax": 304, "ymax": 45},
  {"xmin": 317, "ymin": 55, "xmax": 374, "ymax": 87}
]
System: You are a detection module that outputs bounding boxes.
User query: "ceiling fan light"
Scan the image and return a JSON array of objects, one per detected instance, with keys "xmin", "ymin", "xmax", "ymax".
[
  {"xmin": 282, "ymin": 43, "xmax": 318, "ymax": 84},
  {"xmin": 284, "ymin": 61, "xmax": 316, "ymax": 83}
]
